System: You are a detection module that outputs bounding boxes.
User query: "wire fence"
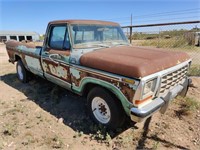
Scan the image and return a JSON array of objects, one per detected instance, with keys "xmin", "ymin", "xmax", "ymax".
[{"xmin": 122, "ymin": 21, "xmax": 200, "ymax": 76}]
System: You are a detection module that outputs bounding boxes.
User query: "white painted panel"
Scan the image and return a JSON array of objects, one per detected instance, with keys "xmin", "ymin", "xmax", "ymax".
[{"xmin": 25, "ymin": 56, "xmax": 42, "ymax": 72}]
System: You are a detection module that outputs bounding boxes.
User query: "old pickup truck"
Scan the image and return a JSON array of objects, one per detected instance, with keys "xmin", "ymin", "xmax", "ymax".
[{"xmin": 6, "ymin": 20, "xmax": 191, "ymax": 129}]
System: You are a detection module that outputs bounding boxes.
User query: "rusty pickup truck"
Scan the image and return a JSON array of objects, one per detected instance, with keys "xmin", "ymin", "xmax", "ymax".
[{"xmin": 6, "ymin": 20, "xmax": 192, "ymax": 129}]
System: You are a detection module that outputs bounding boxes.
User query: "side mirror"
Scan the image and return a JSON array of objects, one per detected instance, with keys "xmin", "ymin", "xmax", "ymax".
[{"xmin": 73, "ymin": 26, "xmax": 78, "ymax": 31}]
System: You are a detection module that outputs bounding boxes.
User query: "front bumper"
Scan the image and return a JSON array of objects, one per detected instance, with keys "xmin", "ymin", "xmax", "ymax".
[{"xmin": 130, "ymin": 78, "xmax": 191, "ymax": 122}]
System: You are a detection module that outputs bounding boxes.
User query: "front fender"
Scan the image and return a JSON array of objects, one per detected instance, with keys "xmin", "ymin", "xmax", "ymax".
[{"xmin": 72, "ymin": 77, "xmax": 133, "ymax": 116}]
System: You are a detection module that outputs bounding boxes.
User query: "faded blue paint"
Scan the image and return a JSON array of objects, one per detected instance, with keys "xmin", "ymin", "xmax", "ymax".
[
  {"xmin": 17, "ymin": 45, "xmax": 41, "ymax": 56},
  {"xmin": 128, "ymin": 83, "xmax": 138, "ymax": 90},
  {"xmin": 70, "ymin": 68, "xmax": 81, "ymax": 79},
  {"xmin": 70, "ymin": 47, "xmax": 110, "ymax": 65}
]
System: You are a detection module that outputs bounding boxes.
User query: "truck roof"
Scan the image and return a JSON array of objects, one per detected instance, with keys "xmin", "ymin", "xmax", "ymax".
[{"xmin": 49, "ymin": 20, "xmax": 119, "ymax": 26}]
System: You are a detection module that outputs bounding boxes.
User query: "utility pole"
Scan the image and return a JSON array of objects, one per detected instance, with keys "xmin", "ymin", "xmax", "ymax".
[
  {"xmin": 131, "ymin": 13, "xmax": 132, "ymax": 26},
  {"xmin": 130, "ymin": 14, "xmax": 133, "ymax": 44}
]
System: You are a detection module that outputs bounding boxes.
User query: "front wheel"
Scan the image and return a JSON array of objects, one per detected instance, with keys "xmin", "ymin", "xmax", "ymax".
[
  {"xmin": 87, "ymin": 87, "xmax": 125, "ymax": 129},
  {"xmin": 16, "ymin": 60, "xmax": 29, "ymax": 83}
]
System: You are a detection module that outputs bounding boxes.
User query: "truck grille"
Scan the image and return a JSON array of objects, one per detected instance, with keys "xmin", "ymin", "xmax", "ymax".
[{"xmin": 159, "ymin": 65, "xmax": 188, "ymax": 96}]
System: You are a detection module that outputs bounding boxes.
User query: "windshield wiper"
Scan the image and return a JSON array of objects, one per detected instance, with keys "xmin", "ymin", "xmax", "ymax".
[
  {"xmin": 91, "ymin": 44, "xmax": 110, "ymax": 48},
  {"xmin": 114, "ymin": 43, "xmax": 129, "ymax": 46}
]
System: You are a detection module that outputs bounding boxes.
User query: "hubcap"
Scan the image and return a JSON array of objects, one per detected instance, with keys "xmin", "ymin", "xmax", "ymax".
[
  {"xmin": 91, "ymin": 97, "xmax": 111, "ymax": 124},
  {"xmin": 17, "ymin": 65, "xmax": 23, "ymax": 80}
]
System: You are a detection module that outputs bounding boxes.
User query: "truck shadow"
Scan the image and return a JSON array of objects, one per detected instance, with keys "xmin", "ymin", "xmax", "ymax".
[
  {"xmin": 1, "ymin": 73, "xmax": 135, "ymax": 137},
  {"xmin": 136, "ymin": 117, "xmax": 189, "ymax": 150},
  {"xmin": 1, "ymin": 73, "xmax": 189, "ymax": 149}
]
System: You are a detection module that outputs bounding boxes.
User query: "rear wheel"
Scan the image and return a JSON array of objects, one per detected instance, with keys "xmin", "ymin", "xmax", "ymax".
[
  {"xmin": 87, "ymin": 87, "xmax": 125, "ymax": 129},
  {"xmin": 16, "ymin": 60, "xmax": 29, "ymax": 83}
]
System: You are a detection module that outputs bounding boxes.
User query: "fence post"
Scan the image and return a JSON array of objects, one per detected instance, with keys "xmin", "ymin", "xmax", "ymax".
[
  {"xmin": 130, "ymin": 27, "xmax": 132, "ymax": 44},
  {"xmin": 157, "ymin": 27, "xmax": 162, "ymax": 48}
]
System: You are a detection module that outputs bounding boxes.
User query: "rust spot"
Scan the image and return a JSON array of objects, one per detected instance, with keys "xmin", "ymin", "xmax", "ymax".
[{"xmin": 80, "ymin": 46, "xmax": 191, "ymax": 78}]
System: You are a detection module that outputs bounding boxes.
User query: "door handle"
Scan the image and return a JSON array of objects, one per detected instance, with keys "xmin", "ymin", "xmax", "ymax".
[
  {"xmin": 49, "ymin": 54, "xmax": 60, "ymax": 64},
  {"xmin": 44, "ymin": 51, "xmax": 49, "ymax": 55}
]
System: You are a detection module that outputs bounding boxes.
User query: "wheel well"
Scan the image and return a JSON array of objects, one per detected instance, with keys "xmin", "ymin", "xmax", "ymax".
[
  {"xmin": 15, "ymin": 55, "xmax": 21, "ymax": 61},
  {"xmin": 83, "ymin": 83, "xmax": 126, "ymax": 115},
  {"xmin": 83, "ymin": 83, "xmax": 97, "ymax": 97}
]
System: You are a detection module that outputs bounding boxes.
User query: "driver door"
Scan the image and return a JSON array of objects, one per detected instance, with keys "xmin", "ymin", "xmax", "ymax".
[{"xmin": 41, "ymin": 24, "xmax": 71, "ymax": 90}]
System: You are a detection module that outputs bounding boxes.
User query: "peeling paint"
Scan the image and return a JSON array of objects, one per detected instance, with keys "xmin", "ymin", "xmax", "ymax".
[
  {"xmin": 47, "ymin": 64, "xmax": 68, "ymax": 79},
  {"xmin": 70, "ymin": 68, "xmax": 80, "ymax": 79},
  {"xmin": 70, "ymin": 67, "xmax": 136, "ymax": 103},
  {"xmin": 41, "ymin": 58, "xmax": 71, "ymax": 83},
  {"xmin": 56, "ymin": 65, "xmax": 68, "ymax": 79},
  {"xmin": 42, "ymin": 62, "xmax": 49, "ymax": 72}
]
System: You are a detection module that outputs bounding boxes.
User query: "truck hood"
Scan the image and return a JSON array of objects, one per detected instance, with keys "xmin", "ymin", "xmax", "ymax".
[{"xmin": 80, "ymin": 46, "xmax": 191, "ymax": 78}]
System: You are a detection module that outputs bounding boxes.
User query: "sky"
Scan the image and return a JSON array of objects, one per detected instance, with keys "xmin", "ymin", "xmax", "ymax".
[{"xmin": 0, "ymin": 0, "xmax": 200, "ymax": 34}]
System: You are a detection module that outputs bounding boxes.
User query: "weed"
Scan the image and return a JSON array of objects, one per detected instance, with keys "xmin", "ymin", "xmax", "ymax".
[
  {"xmin": 73, "ymin": 130, "xmax": 84, "ymax": 138},
  {"xmin": 175, "ymin": 96, "xmax": 200, "ymax": 118},
  {"xmin": 45, "ymin": 135, "xmax": 63, "ymax": 149},
  {"xmin": 78, "ymin": 131, "xmax": 84, "ymax": 137},
  {"xmin": 184, "ymin": 97, "xmax": 200, "ymax": 111},
  {"xmin": 105, "ymin": 132, "xmax": 111, "ymax": 142},
  {"xmin": 105, "ymin": 132, "xmax": 112, "ymax": 146},
  {"xmin": 95, "ymin": 130, "xmax": 105, "ymax": 141},
  {"xmin": 88, "ymin": 124, "xmax": 114, "ymax": 146},
  {"xmin": 152, "ymin": 141, "xmax": 160, "ymax": 150},
  {"xmin": 2, "ymin": 123, "xmax": 18, "ymax": 137},
  {"xmin": 119, "ymin": 136, "xmax": 132, "ymax": 147}
]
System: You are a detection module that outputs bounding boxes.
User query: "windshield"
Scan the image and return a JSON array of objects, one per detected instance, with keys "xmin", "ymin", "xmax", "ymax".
[{"xmin": 69, "ymin": 24, "xmax": 129, "ymax": 49}]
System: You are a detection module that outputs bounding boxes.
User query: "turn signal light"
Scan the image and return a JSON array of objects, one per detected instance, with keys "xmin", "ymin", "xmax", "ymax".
[{"xmin": 135, "ymin": 95, "xmax": 153, "ymax": 105}]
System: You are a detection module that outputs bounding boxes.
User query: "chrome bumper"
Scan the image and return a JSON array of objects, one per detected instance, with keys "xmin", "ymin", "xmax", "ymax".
[{"xmin": 130, "ymin": 78, "xmax": 191, "ymax": 122}]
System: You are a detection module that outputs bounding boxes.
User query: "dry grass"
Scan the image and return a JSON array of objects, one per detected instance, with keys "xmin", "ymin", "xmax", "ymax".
[
  {"xmin": 137, "ymin": 37, "xmax": 200, "ymax": 50},
  {"xmin": 188, "ymin": 65, "xmax": 200, "ymax": 76},
  {"xmin": 44, "ymin": 135, "xmax": 63, "ymax": 149},
  {"xmin": 175, "ymin": 96, "xmax": 200, "ymax": 118}
]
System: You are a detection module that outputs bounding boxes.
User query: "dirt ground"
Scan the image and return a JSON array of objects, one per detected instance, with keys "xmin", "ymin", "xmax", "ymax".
[{"xmin": 0, "ymin": 44, "xmax": 200, "ymax": 150}]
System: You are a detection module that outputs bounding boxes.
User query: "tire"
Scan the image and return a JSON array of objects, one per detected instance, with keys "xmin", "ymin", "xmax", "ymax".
[
  {"xmin": 16, "ymin": 60, "xmax": 29, "ymax": 83},
  {"xmin": 87, "ymin": 87, "xmax": 125, "ymax": 129}
]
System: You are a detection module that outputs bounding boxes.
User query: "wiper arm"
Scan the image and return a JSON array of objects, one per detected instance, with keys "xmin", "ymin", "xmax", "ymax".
[
  {"xmin": 92, "ymin": 44, "xmax": 110, "ymax": 48},
  {"xmin": 114, "ymin": 43, "xmax": 129, "ymax": 46}
]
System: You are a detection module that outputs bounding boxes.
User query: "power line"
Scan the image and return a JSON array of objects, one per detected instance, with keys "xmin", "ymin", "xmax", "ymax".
[
  {"xmin": 119, "ymin": 15, "xmax": 199, "ymax": 24},
  {"xmin": 101, "ymin": 8, "xmax": 200, "ymax": 25},
  {"xmin": 134, "ymin": 10, "xmax": 200, "ymax": 19},
  {"xmin": 133, "ymin": 8, "xmax": 200, "ymax": 18},
  {"xmin": 135, "ymin": 16, "xmax": 199, "ymax": 23},
  {"xmin": 103, "ymin": 8, "xmax": 200, "ymax": 21}
]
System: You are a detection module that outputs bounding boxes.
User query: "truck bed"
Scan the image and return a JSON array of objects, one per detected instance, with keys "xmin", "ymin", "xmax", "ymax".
[{"xmin": 6, "ymin": 40, "xmax": 43, "ymax": 76}]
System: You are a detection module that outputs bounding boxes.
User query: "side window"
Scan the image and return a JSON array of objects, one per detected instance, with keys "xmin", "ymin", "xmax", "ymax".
[{"xmin": 49, "ymin": 26, "xmax": 70, "ymax": 50}]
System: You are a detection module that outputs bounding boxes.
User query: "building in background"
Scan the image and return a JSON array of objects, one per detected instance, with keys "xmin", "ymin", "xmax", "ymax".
[{"xmin": 0, "ymin": 31, "xmax": 40, "ymax": 43}]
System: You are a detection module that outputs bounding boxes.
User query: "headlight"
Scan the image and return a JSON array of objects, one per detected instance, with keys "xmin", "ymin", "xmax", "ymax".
[{"xmin": 143, "ymin": 79, "xmax": 157, "ymax": 98}]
